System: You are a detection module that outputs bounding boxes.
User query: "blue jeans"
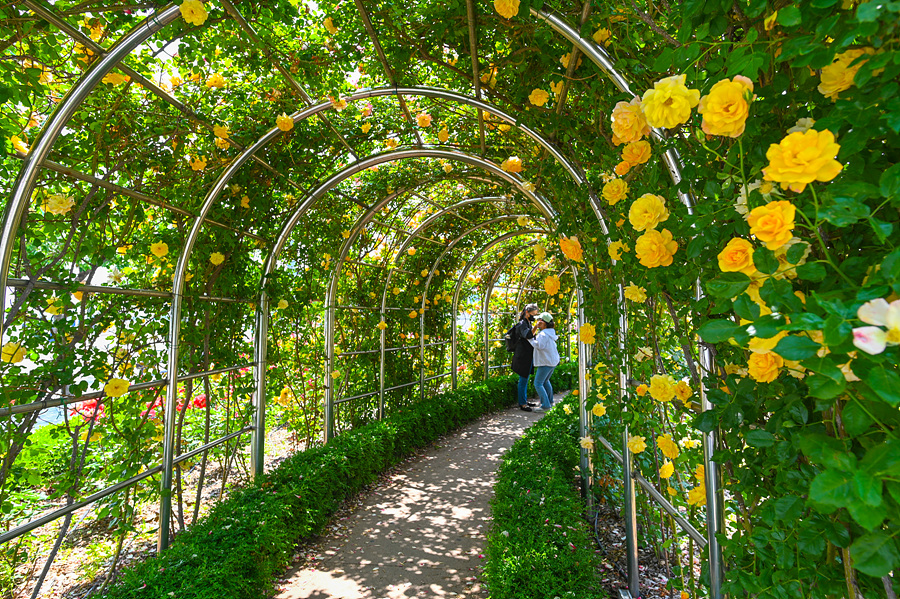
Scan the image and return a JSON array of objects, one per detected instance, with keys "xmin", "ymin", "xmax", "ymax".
[
  {"xmin": 534, "ymin": 365, "xmax": 556, "ymax": 409},
  {"xmin": 517, "ymin": 374, "xmax": 531, "ymax": 406}
]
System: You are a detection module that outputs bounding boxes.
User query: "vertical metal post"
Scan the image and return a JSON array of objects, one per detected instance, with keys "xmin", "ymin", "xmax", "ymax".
[
  {"xmin": 482, "ymin": 274, "xmax": 493, "ymax": 380},
  {"xmin": 618, "ymin": 282, "xmax": 640, "ymax": 597},
  {"xmin": 575, "ymin": 284, "xmax": 591, "ymax": 509},
  {"xmin": 379, "ymin": 268, "xmax": 395, "ymax": 416},
  {"xmin": 323, "ymin": 290, "xmax": 336, "ymax": 443},
  {"xmin": 250, "ymin": 294, "xmax": 268, "ymax": 477}
]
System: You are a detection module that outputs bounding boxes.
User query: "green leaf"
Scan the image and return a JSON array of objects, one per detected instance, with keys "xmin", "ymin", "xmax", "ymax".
[
  {"xmin": 822, "ymin": 314, "xmax": 851, "ymax": 346},
  {"xmin": 698, "ymin": 319, "xmax": 740, "ymax": 343},
  {"xmin": 807, "ymin": 373, "xmax": 847, "ymax": 399},
  {"xmin": 819, "ymin": 197, "xmax": 871, "ymax": 227},
  {"xmin": 853, "ymin": 470, "xmax": 883, "ymax": 507},
  {"xmin": 809, "ymin": 469, "xmax": 852, "ymax": 507},
  {"xmin": 706, "ymin": 272, "xmax": 751, "ymax": 298},
  {"xmin": 881, "ymin": 162, "xmax": 900, "ymax": 198},
  {"xmin": 776, "ymin": 5, "xmax": 802, "ymax": 25},
  {"xmin": 869, "ymin": 216, "xmax": 894, "ymax": 244},
  {"xmin": 860, "ymin": 440, "xmax": 900, "ymax": 476},
  {"xmin": 692, "ymin": 410, "xmax": 719, "ymax": 433},
  {"xmin": 849, "ymin": 531, "xmax": 900, "ymax": 577},
  {"xmin": 773, "ymin": 335, "xmax": 821, "ymax": 360},
  {"xmin": 746, "ymin": 429, "xmax": 775, "ymax": 447},
  {"xmin": 796, "ymin": 262, "xmax": 827, "ymax": 281},
  {"xmin": 856, "ymin": 0, "xmax": 884, "ymax": 21},
  {"xmin": 846, "ymin": 500, "xmax": 887, "ymax": 531},
  {"xmin": 785, "ymin": 242, "xmax": 809, "ymax": 264},
  {"xmin": 865, "ymin": 365, "xmax": 900, "ymax": 406},
  {"xmin": 753, "ymin": 247, "xmax": 779, "ymax": 275},
  {"xmin": 841, "ymin": 399, "xmax": 873, "ymax": 436},
  {"xmin": 773, "ymin": 495, "xmax": 804, "ymax": 521},
  {"xmin": 733, "ymin": 294, "xmax": 761, "ymax": 321}
]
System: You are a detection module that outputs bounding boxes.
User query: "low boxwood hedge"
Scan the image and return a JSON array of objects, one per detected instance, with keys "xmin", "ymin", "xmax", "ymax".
[
  {"xmin": 100, "ymin": 365, "xmax": 575, "ymax": 598},
  {"xmin": 485, "ymin": 392, "xmax": 604, "ymax": 599}
]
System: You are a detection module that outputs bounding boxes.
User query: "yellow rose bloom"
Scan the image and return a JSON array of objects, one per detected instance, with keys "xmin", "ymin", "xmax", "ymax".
[
  {"xmin": 592, "ymin": 403, "xmax": 607, "ymax": 417},
  {"xmin": 560, "ymin": 52, "xmax": 582, "ymax": 69},
  {"xmin": 592, "ymin": 27, "xmax": 612, "ymax": 46},
  {"xmin": 494, "ymin": 0, "xmax": 520, "ymax": 19},
  {"xmin": 409, "ymin": 310, "xmax": 418, "ymax": 319},
  {"xmin": 657, "ymin": 434, "xmax": 680, "ymax": 460},
  {"xmin": 421, "ymin": 269, "xmax": 429, "ymax": 277},
  {"xmin": 688, "ymin": 485, "xmax": 707, "ymax": 506},
  {"xmin": 324, "ymin": 17, "xmax": 338, "ymax": 35},
  {"xmin": 602, "ymin": 178, "xmax": 629, "ymax": 205},
  {"xmin": 563, "ymin": 404, "xmax": 573, "ymax": 415},
  {"xmin": 437, "ymin": 127, "xmax": 449, "ymax": 142},
  {"xmin": 746, "ymin": 200, "xmax": 796, "ymax": 251},
  {"xmin": 698, "ymin": 76, "xmax": 754, "ymax": 138},
  {"xmin": 674, "ymin": 381, "xmax": 693, "ymax": 401},
  {"xmin": 579, "ymin": 323, "xmax": 596, "ymax": 345},
  {"xmin": 559, "ymin": 236, "xmax": 584, "ymax": 263},
  {"xmin": 443, "ymin": 163, "xmax": 453, "ymax": 173},
  {"xmin": 641, "ymin": 74, "xmax": 700, "ymax": 129},
  {"xmin": 190, "ymin": 156, "xmax": 207, "ymax": 171},
  {"xmin": 102, "ymin": 72, "xmax": 130, "ymax": 85},
  {"xmin": 615, "ymin": 161, "xmax": 631, "ymax": 176},
  {"xmin": 628, "ymin": 193, "xmax": 669, "ymax": 231},
  {"xmin": 45, "ymin": 296, "xmax": 64, "ymax": 315},
  {"xmin": 43, "ymin": 194, "xmax": 75, "ymax": 215},
  {"xmin": 747, "ymin": 351, "xmax": 783, "ymax": 382},
  {"xmin": 695, "ymin": 464, "xmax": 705, "ymax": 483},
  {"xmin": 529, "ymin": 88, "xmax": 550, "ymax": 107},
  {"xmin": 550, "ymin": 80, "xmax": 564, "ymax": 97},
  {"xmin": 660, "ymin": 462, "xmax": 675, "ymax": 479},
  {"xmin": 332, "ymin": 370, "xmax": 342, "ymax": 379},
  {"xmin": 579, "ymin": 436, "xmax": 595, "ymax": 450},
  {"xmin": 622, "ymin": 140, "xmax": 652, "ymax": 165},
  {"xmin": 10, "ymin": 135, "xmax": 29, "ymax": 154},
  {"xmin": 241, "ymin": 196, "xmax": 250, "ymax": 208},
  {"xmin": 624, "ymin": 283, "xmax": 647, "ymax": 302},
  {"xmin": 104, "ymin": 378, "xmax": 131, "ymax": 398},
  {"xmin": 534, "ymin": 245, "xmax": 546, "ymax": 263},
  {"xmin": 611, "ymin": 97, "xmax": 650, "ymax": 144},
  {"xmin": 818, "ymin": 48, "xmax": 874, "ymax": 100},
  {"xmin": 2, "ymin": 342, "xmax": 26, "ymax": 364},
  {"xmin": 205, "ymin": 73, "xmax": 225, "ymax": 88},
  {"xmin": 416, "ymin": 113, "xmax": 432, "ymax": 127},
  {"xmin": 627, "ymin": 435, "xmax": 647, "ymax": 454},
  {"xmin": 150, "ymin": 241, "xmax": 169, "ymax": 258},
  {"xmin": 636, "ymin": 383, "xmax": 648, "ymax": 396},
  {"xmin": 377, "ymin": 320, "xmax": 387, "ymax": 330},
  {"xmin": 179, "ymin": 0, "xmax": 208, "ymax": 26},
  {"xmin": 762, "ymin": 129, "xmax": 842, "ymax": 193},
  {"xmin": 749, "ymin": 330, "xmax": 789, "ymax": 354},
  {"xmin": 276, "ymin": 113, "xmax": 294, "ymax": 132},
  {"xmin": 407, "ymin": 247, "xmax": 416, "ymax": 256},
  {"xmin": 277, "ymin": 299, "xmax": 289, "ymax": 310},
  {"xmin": 635, "ymin": 228, "xmax": 678, "ymax": 268},
  {"xmin": 361, "ymin": 122, "xmax": 372, "ymax": 134},
  {"xmin": 501, "ymin": 156, "xmax": 523, "ymax": 173},
  {"xmin": 717, "ymin": 238, "xmax": 756, "ymax": 274},
  {"xmin": 649, "ymin": 374, "xmax": 676, "ymax": 402},
  {"xmin": 544, "ymin": 275, "xmax": 561, "ymax": 296},
  {"xmin": 210, "ymin": 252, "xmax": 225, "ymax": 265},
  {"xmin": 608, "ymin": 240, "xmax": 629, "ymax": 261}
]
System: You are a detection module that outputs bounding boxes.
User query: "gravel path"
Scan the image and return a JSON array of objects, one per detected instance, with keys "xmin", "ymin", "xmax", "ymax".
[{"xmin": 275, "ymin": 403, "xmax": 547, "ymax": 599}]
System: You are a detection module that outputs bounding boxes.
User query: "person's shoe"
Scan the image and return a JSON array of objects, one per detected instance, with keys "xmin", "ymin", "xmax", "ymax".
[
  {"xmin": 532, "ymin": 406, "xmax": 546, "ymax": 412},
  {"xmin": 527, "ymin": 400, "xmax": 540, "ymax": 407},
  {"xmin": 519, "ymin": 405, "xmax": 533, "ymax": 412}
]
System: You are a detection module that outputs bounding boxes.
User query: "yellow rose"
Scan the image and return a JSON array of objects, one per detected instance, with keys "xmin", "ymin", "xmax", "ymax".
[
  {"xmin": 150, "ymin": 241, "xmax": 169, "ymax": 258},
  {"xmin": 104, "ymin": 378, "xmax": 131, "ymax": 397},
  {"xmin": 560, "ymin": 52, "xmax": 582, "ymax": 69},
  {"xmin": 579, "ymin": 436, "xmax": 595, "ymax": 450},
  {"xmin": 687, "ymin": 485, "xmax": 707, "ymax": 506},
  {"xmin": 608, "ymin": 240, "xmax": 629, "ymax": 261},
  {"xmin": 534, "ymin": 245, "xmax": 546, "ymax": 263},
  {"xmin": 818, "ymin": 48, "xmax": 874, "ymax": 100},
  {"xmin": 205, "ymin": 73, "xmax": 225, "ymax": 88},
  {"xmin": 277, "ymin": 299, "xmax": 289, "ymax": 310},
  {"xmin": 190, "ymin": 156, "xmax": 207, "ymax": 171},
  {"xmin": 746, "ymin": 200, "xmax": 796, "ymax": 250},
  {"xmin": 627, "ymin": 435, "xmax": 647, "ymax": 454},
  {"xmin": 276, "ymin": 113, "xmax": 294, "ymax": 132},
  {"xmin": 657, "ymin": 434, "xmax": 680, "ymax": 460},
  {"xmin": 611, "ymin": 97, "xmax": 650, "ymax": 144},
  {"xmin": 621, "ymin": 140, "xmax": 652, "ymax": 165},
  {"xmin": 749, "ymin": 330, "xmax": 789, "ymax": 354},
  {"xmin": 437, "ymin": 127, "xmax": 449, "ymax": 142},
  {"xmin": 563, "ymin": 404, "xmax": 573, "ymax": 415},
  {"xmin": 210, "ymin": 252, "xmax": 225, "ymax": 265},
  {"xmin": 45, "ymin": 296, "xmax": 64, "ymax": 315},
  {"xmin": 443, "ymin": 163, "xmax": 453, "ymax": 173},
  {"xmin": 628, "ymin": 193, "xmax": 669, "ymax": 231},
  {"xmin": 592, "ymin": 28, "xmax": 612, "ymax": 46},
  {"xmin": 494, "ymin": 0, "xmax": 520, "ymax": 19},
  {"xmin": 10, "ymin": 135, "xmax": 29, "ymax": 154},
  {"xmin": 698, "ymin": 76, "xmax": 754, "ymax": 138},
  {"xmin": 649, "ymin": 374, "xmax": 676, "ymax": 402},
  {"xmin": 660, "ymin": 462, "xmax": 675, "ymax": 479},
  {"xmin": 407, "ymin": 247, "xmax": 416, "ymax": 256},
  {"xmin": 179, "ymin": 0, "xmax": 208, "ymax": 26},
  {"xmin": 550, "ymin": 80, "xmax": 564, "ymax": 97},
  {"xmin": 544, "ymin": 275, "xmax": 561, "ymax": 296},
  {"xmin": 635, "ymin": 228, "xmax": 678, "ymax": 268},
  {"xmin": 43, "ymin": 194, "xmax": 75, "ymax": 215},
  {"xmin": 529, "ymin": 89, "xmax": 550, "ymax": 107},
  {"xmin": 579, "ymin": 323, "xmax": 596, "ymax": 345},
  {"xmin": 602, "ymin": 178, "xmax": 629, "ymax": 205},
  {"xmin": 636, "ymin": 383, "xmax": 648, "ymax": 396},
  {"xmin": 213, "ymin": 125, "xmax": 229, "ymax": 139},
  {"xmin": 361, "ymin": 122, "xmax": 372, "ymax": 134},
  {"xmin": 747, "ymin": 352, "xmax": 783, "ymax": 382},
  {"xmin": 409, "ymin": 310, "xmax": 418, "ymax": 319},
  {"xmin": 241, "ymin": 196, "xmax": 250, "ymax": 208},
  {"xmin": 624, "ymin": 283, "xmax": 647, "ymax": 302},
  {"xmin": 641, "ymin": 74, "xmax": 700, "ymax": 129},
  {"xmin": 762, "ymin": 129, "xmax": 842, "ymax": 193},
  {"xmin": 324, "ymin": 17, "xmax": 338, "ymax": 35},
  {"xmin": 559, "ymin": 236, "xmax": 584, "ymax": 263},
  {"xmin": 717, "ymin": 238, "xmax": 756, "ymax": 274},
  {"xmin": 501, "ymin": 156, "xmax": 523, "ymax": 173},
  {"xmin": 614, "ymin": 161, "xmax": 631, "ymax": 176},
  {"xmin": 2, "ymin": 342, "xmax": 26, "ymax": 364},
  {"xmin": 416, "ymin": 113, "xmax": 432, "ymax": 127},
  {"xmin": 332, "ymin": 370, "xmax": 342, "ymax": 379},
  {"xmin": 591, "ymin": 403, "xmax": 607, "ymax": 417},
  {"xmin": 102, "ymin": 72, "xmax": 130, "ymax": 85},
  {"xmin": 377, "ymin": 320, "xmax": 387, "ymax": 330},
  {"xmin": 674, "ymin": 380, "xmax": 693, "ymax": 401}
]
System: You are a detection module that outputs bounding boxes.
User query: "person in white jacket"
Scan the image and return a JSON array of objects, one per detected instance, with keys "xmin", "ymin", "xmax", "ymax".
[{"xmin": 528, "ymin": 312, "xmax": 560, "ymax": 412}]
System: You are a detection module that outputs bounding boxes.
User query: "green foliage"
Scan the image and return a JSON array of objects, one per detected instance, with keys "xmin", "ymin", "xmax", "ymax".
[{"xmin": 485, "ymin": 393, "xmax": 603, "ymax": 599}]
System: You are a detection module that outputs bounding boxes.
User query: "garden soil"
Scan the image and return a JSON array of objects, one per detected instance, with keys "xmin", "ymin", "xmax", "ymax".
[{"xmin": 274, "ymin": 400, "xmax": 559, "ymax": 599}]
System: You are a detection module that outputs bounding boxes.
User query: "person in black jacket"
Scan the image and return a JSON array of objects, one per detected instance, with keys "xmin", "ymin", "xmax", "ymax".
[{"xmin": 511, "ymin": 303, "xmax": 540, "ymax": 411}]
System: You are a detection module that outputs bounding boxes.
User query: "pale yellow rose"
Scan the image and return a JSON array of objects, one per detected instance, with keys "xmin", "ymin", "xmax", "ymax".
[
  {"xmin": 627, "ymin": 435, "xmax": 647, "ymax": 454},
  {"xmin": 205, "ymin": 73, "xmax": 225, "ymax": 88},
  {"xmin": 762, "ymin": 130, "xmax": 842, "ymax": 193},
  {"xmin": 579, "ymin": 436, "xmax": 595, "ymax": 450},
  {"xmin": 43, "ymin": 194, "xmax": 75, "ymax": 215},
  {"xmin": 179, "ymin": 0, "xmax": 208, "ymax": 26},
  {"xmin": 624, "ymin": 283, "xmax": 647, "ymax": 302},
  {"xmin": 608, "ymin": 240, "xmax": 629, "ymax": 261},
  {"xmin": 437, "ymin": 127, "xmax": 449, "ymax": 142},
  {"xmin": 641, "ymin": 74, "xmax": 700, "ymax": 129},
  {"xmin": 529, "ymin": 88, "xmax": 550, "ymax": 106},
  {"xmin": 324, "ymin": 17, "xmax": 338, "ymax": 35},
  {"xmin": 628, "ymin": 193, "xmax": 669, "ymax": 231},
  {"xmin": 534, "ymin": 245, "xmax": 546, "ymax": 263},
  {"xmin": 611, "ymin": 97, "xmax": 650, "ymax": 144},
  {"xmin": 657, "ymin": 434, "xmax": 680, "ymax": 460},
  {"xmin": 635, "ymin": 229, "xmax": 678, "ymax": 268},
  {"xmin": 649, "ymin": 374, "xmax": 676, "ymax": 402},
  {"xmin": 494, "ymin": 0, "xmax": 520, "ymax": 19},
  {"xmin": 602, "ymin": 178, "xmax": 629, "ymax": 205},
  {"xmin": 818, "ymin": 48, "xmax": 874, "ymax": 100}
]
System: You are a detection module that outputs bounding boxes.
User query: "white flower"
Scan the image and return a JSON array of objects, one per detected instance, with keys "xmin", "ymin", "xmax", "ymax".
[{"xmin": 787, "ymin": 118, "xmax": 815, "ymax": 134}]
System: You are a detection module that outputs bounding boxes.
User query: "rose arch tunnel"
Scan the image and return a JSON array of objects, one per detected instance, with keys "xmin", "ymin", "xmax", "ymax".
[{"xmin": 1, "ymin": 1, "xmax": 898, "ymax": 598}]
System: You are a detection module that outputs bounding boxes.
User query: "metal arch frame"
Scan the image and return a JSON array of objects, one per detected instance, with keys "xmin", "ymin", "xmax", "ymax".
[{"xmin": 481, "ymin": 241, "xmax": 540, "ymax": 379}]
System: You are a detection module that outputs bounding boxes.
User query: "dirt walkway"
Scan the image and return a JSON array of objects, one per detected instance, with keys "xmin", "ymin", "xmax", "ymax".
[{"xmin": 275, "ymin": 403, "xmax": 547, "ymax": 599}]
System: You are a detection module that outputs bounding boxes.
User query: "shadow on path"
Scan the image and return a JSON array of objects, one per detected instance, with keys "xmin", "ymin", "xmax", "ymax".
[{"xmin": 276, "ymin": 402, "xmax": 554, "ymax": 599}]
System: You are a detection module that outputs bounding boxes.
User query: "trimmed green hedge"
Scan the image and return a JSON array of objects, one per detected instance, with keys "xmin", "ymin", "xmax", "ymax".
[
  {"xmin": 485, "ymin": 392, "xmax": 604, "ymax": 599},
  {"xmin": 99, "ymin": 367, "xmax": 571, "ymax": 598}
]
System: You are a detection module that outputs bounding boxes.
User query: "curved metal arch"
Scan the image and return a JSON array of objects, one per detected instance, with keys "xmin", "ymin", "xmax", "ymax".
[{"xmin": 482, "ymin": 242, "xmax": 540, "ymax": 379}]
